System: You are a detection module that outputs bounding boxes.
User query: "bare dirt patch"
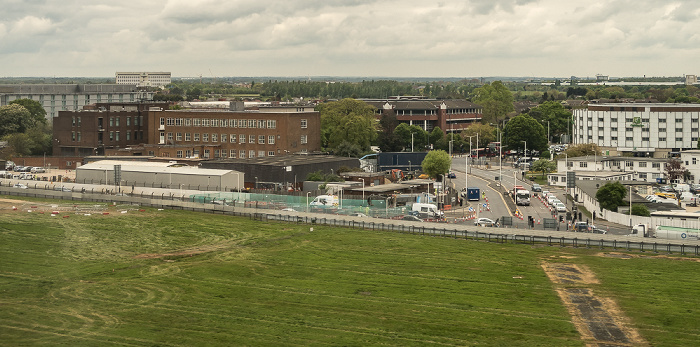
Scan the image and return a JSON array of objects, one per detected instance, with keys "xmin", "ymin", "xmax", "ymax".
[{"xmin": 542, "ymin": 262, "xmax": 648, "ymax": 346}]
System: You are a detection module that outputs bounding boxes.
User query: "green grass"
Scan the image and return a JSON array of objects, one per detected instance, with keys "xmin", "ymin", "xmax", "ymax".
[{"xmin": 1, "ymin": 199, "xmax": 699, "ymax": 346}]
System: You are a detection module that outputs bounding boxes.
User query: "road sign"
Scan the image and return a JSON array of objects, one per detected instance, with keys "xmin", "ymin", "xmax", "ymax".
[{"xmin": 566, "ymin": 171, "xmax": 576, "ymax": 189}]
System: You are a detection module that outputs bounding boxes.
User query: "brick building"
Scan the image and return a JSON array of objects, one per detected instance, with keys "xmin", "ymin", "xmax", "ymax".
[
  {"xmin": 53, "ymin": 102, "xmax": 167, "ymax": 157},
  {"xmin": 364, "ymin": 97, "xmax": 482, "ymax": 132},
  {"xmin": 143, "ymin": 108, "xmax": 321, "ymax": 159}
]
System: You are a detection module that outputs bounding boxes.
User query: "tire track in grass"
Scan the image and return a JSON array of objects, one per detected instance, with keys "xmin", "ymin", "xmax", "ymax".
[{"xmin": 541, "ymin": 262, "xmax": 648, "ymax": 346}]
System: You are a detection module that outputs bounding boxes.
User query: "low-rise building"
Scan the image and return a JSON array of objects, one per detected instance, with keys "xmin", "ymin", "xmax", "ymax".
[
  {"xmin": 364, "ymin": 97, "xmax": 482, "ymax": 133},
  {"xmin": 547, "ymin": 155, "xmax": 667, "ymax": 186}
]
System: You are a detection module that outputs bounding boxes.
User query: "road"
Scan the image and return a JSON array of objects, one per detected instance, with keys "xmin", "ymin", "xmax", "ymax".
[{"xmin": 450, "ymin": 156, "xmax": 630, "ymax": 235}]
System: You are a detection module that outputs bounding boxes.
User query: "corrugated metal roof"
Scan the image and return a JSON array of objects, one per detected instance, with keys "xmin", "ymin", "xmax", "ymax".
[{"xmin": 79, "ymin": 160, "xmax": 236, "ymax": 176}]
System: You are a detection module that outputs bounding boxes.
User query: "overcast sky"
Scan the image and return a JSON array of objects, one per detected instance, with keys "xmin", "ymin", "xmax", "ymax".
[{"xmin": 1, "ymin": 0, "xmax": 698, "ymax": 78}]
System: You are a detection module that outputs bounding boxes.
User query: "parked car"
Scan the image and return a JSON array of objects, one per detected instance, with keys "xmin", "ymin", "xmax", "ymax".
[
  {"xmin": 349, "ymin": 212, "xmax": 369, "ymax": 217},
  {"xmin": 531, "ymin": 183, "xmax": 542, "ymax": 192},
  {"xmin": 447, "ymin": 172, "xmax": 456, "ymax": 179},
  {"xmin": 554, "ymin": 202, "xmax": 567, "ymax": 212},
  {"xmin": 30, "ymin": 167, "xmax": 46, "ymax": 173},
  {"xmin": 12, "ymin": 183, "xmax": 28, "ymax": 189},
  {"xmin": 401, "ymin": 215, "xmax": 423, "ymax": 222},
  {"xmin": 474, "ymin": 217, "xmax": 497, "ymax": 227}
]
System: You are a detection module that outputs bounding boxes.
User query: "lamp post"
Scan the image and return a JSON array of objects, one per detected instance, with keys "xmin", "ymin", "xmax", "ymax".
[
  {"xmin": 255, "ymin": 176, "xmax": 258, "ymax": 189},
  {"xmin": 234, "ymin": 172, "xmax": 241, "ymax": 193},
  {"xmin": 306, "ymin": 191, "xmax": 311, "ymax": 213},
  {"xmin": 408, "ymin": 160, "xmax": 411, "ymax": 172},
  {"xmin": 464, "ymin": 135, "xmax": 476, "ymax": 192},
  {"xmin": 361, "ymin": 178, "xmax": 365, "ymax": 203},
  {"xmin": 411, "ymin": 132, "xmax": 414, "ymax": 152}
]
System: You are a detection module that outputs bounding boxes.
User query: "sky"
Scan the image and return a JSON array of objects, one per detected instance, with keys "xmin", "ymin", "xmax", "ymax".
[{"xmin": 1, "ymin": 0, "xmax": 699, "ymax": 78}]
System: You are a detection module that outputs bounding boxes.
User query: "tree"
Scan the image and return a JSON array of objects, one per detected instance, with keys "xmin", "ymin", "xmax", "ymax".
[
  {"xmin": 595, "ymin": 181, "xmax": 626, "ymax": 212},
  {"xmin": 665, "ymin": 158, "xmax": 685, "ymax": 181},
  {"xmin": 316, "ymin": 98, "xmax": 378, "ymax": 152},
  {"xmin": 421, "ymin": 150, "xmax": 451, "ymax": 179},
  {"xmin": 471, "ymin": 81, "xmax": 514, "ymax": 124},
  {"xmin": 8, "ymin": 99, "xmax": 47, "ymax": 127},
  {"xmin": 333, "ymin": 140, "xmax": 363, "ymax": 158},
  {"xmin": 461, "ymin": 123, "xmax": 496, "ymax": 149},
  {"xmin": 0, "ymin": 104, "xmax": 33, "ymax": 137},
  {"xmin": 377, "ymin": 112, "xmax": 403, "ymax": 152},
  {"xmin": 503, "ymin": 114, "xmax": 547, "ymax": 153},
  {"xmin": 2, "ymin": 132, "xmax": 34, "ymax": 157},
  {"xmin": 631, "ymin": 204, "xmax": 651, "ymax": 217},
  {"xmin": 530, "ymin": 159, "xmax": 557, "ymax": 178},
  {"xmin": 559, "ymin": 143, "xmax": 602, "ymax": 158},
  {"xmin": 429, "ymin": 127, "xmax": 444, "ymax": 149},
  {"xmin": 393, "ymin": 123, "xmax": 428, "ymax": 151},
  {"xmin": 525, "ymin": 101, "xmax": 572, "ymax": 143}
]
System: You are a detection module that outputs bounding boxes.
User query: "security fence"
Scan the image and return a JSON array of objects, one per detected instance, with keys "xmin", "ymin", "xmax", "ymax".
[{"xmin": 1, "ymin": 183, "xmax": 699, "ymax": 256}]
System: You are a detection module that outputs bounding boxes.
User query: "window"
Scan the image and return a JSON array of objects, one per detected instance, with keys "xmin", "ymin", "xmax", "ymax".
[
  {"xmin": 239, "ymin": 134, "xmax": 245, "ymax": 144},
  {"xmin": 221, "ymin": 134, "xmax": 227, "ymax": 142},
  {"xmin": 300, "ymin": 135, "xmax": 308, "ymax": 144},
  {"xmin": 268, "ymin": 151, "xmax": 275, "ymax": 157},
  {"xmin": 115, "ymin": 117, "xmax": 120, "ymax": 127},
  {"xmin": 126, "ymin": 117, "xmax": 131, "ymax": 126},
  {"xmin": 598, "ymin": 136, "xmax": 604, "ymax": 140},
  {"xmin": 109, "ymin": 131, "xmax": 114, "ymax": 141},
  {"xmin": 626, "ymin": 137, "xmax": 633, "ymax": 141},
  {"xmin": 639, "ymin": 162, "xmax": 647, "ymax": 167},
  {"xmin": 598, "ymin": 117, "xmax": 604, "ymax": 122},
  {"xmin": 230, "ymin": 134, "xmax": 236, "ymax": 143},
  {"xmin": 248, "ymin": 119, "xmax": 255, "ymax": 128},
  {"xmin": 212, "ymin": 119, "xmax": 219, "ymax": 127},
  {"xmin": 77, "ymin": 117, "xmax": 81, "ymax": 127},
  {"xmin": 249, "ymin": 150, "xmax": 255, "ymax": 158},
  {"xmin": 220, "ymin": 150, "xmax": 227, "ymax": 158},
  {"xmin": 71, "ymin": 117, "xmax": 75, "ymax": 126},
  {"xmin": 176, "ymin": 133, "xmax": 182, "ymax": 141},
  {"xmin": 639, "ymin": 173, "xmax": 647, "ymax": 180},
  {"xmin": 611, "ymin": 118, "xmax": 617, "ymax": 122},
  {"xmin": 693, "ymin": 158, "xmax": 697, "ymax": 165},
  {"xmin": 203, "ymin": 119, "xmax": 210, "ymax": 127},
  {"xmin": 268, "ymin": 135, "xmax": 275, "ymax": 144},
  {"xmin": 659, "ymin": 137, "xmax": 666, "ymax": 142},
  {"xmin": 230, "ymin": 149, "xmax": 236, "ymax": 158},
  {"xmin": 194, "ymin": 118, "xmax": 201, "ymax": 126},
  {"xmin": 659, "ymin": 118, "xmax": 666, "ymax": 123},
  {"xmin": 249, "ymin": 135, "xmax": 255, "ymax": 143},
  {"xmin": 177, "ymin": 150, "xmax": 183, "ymax": 158},
  {"xmin": 231, "ymin": 119, "xmax": 237, "ymax": 128},
  {"xmin": 676, "ymin": 128, "xmax": 683, "ymax": 132},
  {"xmin": 258, "ymin": 150, "xmax": 265, "ymax": 157},
  {"xmin": 194, "ymin": 133, "xmax": 200, "ymax": 141},
  {"xmin": 110, "ymin": 117, "xmax": 114, "ymax": 127},
  {"xmin": 642, "ymin": 137, "xmax": 649, "ymax": 141},
  {"xmin": 676, "ymin": 137, "xmax": 683, "ymax": 142},
  {"xmin": 258, "ymin": 120, "xmax": 265, "ymax": 129},
  {"xmin": 185, "ymin": 133, "xmax": 191, "ymax": 141},
  {"xmin": 625, "ymin": 127, "xmax": 633, "ymax": 132},
  {"xmin": 301, "ymin": 119, "xmax": 308, "ymax": 128},
  {"xmin": 676, "ymin": 119, "xmax": 683, "ymax": 123},
  {"xmin": 160, "ymin": 117, "xmax": 165, "ymax": 126},
  {"xmin": 258, "ymin": 135, "xmax": 265, "ymax": 144},
  {"xmin": 203, "ymin": 149, "xmax": 210, "ymax": 158},
  {"xmin": 653, "ymin": 162, "xmax": 661, "ymax": 168},
  {"xmin": 212, "ymin": 133, "xmax": 218, "ymax": 142},
  {"xmin": 240, "ymin": 150, "xmax": 246, "ymax": 158},
  {"xmin": 222, "ymin": 119, "xmax": 228, "ymax": 127},
  {"xmin": 626, "ymin": 161, "xmax": 633, "ymax": 167},
  {"xmin": 214, "ymin": 149, "xmax": 220, "ymax": 158},
  {"xmin": 611, "ymin": 127, "xmax": 618, "ymax": 132},
  {"xmin": 126, "ymin": 132, "xmax": 131, "ymax": 141},
  {"xmin": 267, "ymin": 120, "xmax": 276, "ymax": 129},
  {"xmin": 611, "ymin": 136, "xmax": 617, "ymax": 141},
  {"xmin": 185, "ymin": 118, "xmax": 192, "ymax": 126},
  {"xmin": 659, "ymin": 128, "xmax": 666, "ymax": 132},
  {"xmin": 694, "ymin": 119, "xmax": 699, "ymax": 123},
  {"xmin": 579, "ymin": 162, "xmax": 587, "ymax": 168},
  {"xmin": 71, "ymin": 131, "xmax": 75, "ymax": 141},
  {"xmin": 239, "ymin": 120, "xmax": 247, "ymax": 128},
  {"xmin": 202, "ymin": 133, "xmax": 209, "ymax": 142}
]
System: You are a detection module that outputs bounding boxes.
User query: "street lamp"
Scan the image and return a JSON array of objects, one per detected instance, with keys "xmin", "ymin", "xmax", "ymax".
[
  {"xmin": 408, "ymin": 160, "xmax": 411, "ymax": 172},
  {"xmin": 521, "ymin": 140, "xmax": 527, "ymax": 160},
  {"xmin": 464, "ymin": 135, "xmax": 476, "ymax": 193},
  {"xmin": 255, "ymin": 176, "xmax": 258, "ymax": 189},
  {"xmin": 411, "ymin": 132, "xmax": 414, "ymax": 152},
  {"xmin": 234, "ymin": 172, "xmax": 241, "ymax": 193},
  {"xmin": 362, "ymin": 178, "xmax": 365, "ymax": 203},
  {"xmin": 307, "ymin": 191, "xmax": 312, "ymax": 213}
]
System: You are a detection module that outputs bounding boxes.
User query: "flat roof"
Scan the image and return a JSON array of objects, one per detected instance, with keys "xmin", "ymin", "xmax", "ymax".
[
  {"xmin": 211, "ymin": 155, "xmax": 358, "ymax": 167},
  {"xmin": 79, "ymin": 160, "xmax": 236, "ymax": 176}
]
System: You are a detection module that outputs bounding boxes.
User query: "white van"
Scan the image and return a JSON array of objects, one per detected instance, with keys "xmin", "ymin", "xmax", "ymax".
[
  {"xmin": 309, "ymin": 195, "xmax": 339, "ymax": 207},
  {"xmin": 411, "ymin": 203, "xmax": 444, "ymax": 219}
]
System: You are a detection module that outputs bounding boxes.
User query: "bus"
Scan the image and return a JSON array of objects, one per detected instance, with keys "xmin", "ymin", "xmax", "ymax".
[
  {"xmin": 470, "ymin": 148, "xmax": 488, "ymax": 158},
  {"xmin": 486, "ymin": 142, "xmax": 501, "ymax": 157}
]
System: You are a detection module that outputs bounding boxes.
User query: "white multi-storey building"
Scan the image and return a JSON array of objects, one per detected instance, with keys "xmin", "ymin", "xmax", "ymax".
[
  {"xmin": 116, "ymin": 72, "xmax": 171, "ymax": 88},
  {"xmin": 0, "ymin": 84, "xmax": 153, "ymax": 120},
  {"xmin": 573, "ymin": 103, "xmax": 700, "ymax": 157},
  {"xmin": 547, "ymin": 155, "xmax": 667, "ymax": 186}
]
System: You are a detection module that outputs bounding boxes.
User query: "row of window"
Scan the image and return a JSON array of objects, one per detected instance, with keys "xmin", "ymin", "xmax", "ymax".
[
  {"xmin": 584, "ymin": 126, "xmax": 698, "ymax": 132},
  {"xmin": 585, "ymin": 135, "xmax": 699, "ymax": 142},
  {"xmin": 161, "ymin": 118, "xmax": 287, "ymax": 129},
  {"xmin": 571, "ymin": 161, "xmax": 663, "ymax": 168},
  {"xmin": 583, "ymin": 117, "xmax": 697, "ymax": 123},
  {"xmin": 70, "ymin": 131, "xmax": 145, "ymax": 142},
  {"xmin": 161, "ymin": 149, "xmax": 279, "ymax": 159},
  {"xmin": 160, "ymin": 132, "xmax": 308, "ymax": 145}
]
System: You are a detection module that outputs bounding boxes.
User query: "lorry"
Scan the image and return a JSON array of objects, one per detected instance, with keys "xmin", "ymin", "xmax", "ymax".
[
  {"xmin": 629, "ymin": 224, "xmax": 700, "ymax": 241},
  {"xmin": 309, "ymin": 195, "xmax": 339, "ymax": 208},
  {"xmin": 410, "ymin": 203, "xmax": 444, "ymax": 219},
  {"xmin": 511, "ymin": 185, "xmax": 531, "ymax": 206}
]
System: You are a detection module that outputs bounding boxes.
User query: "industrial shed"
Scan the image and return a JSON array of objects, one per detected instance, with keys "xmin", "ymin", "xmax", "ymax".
[
  {"xmin": 202, "ymin": 155, "xmax": 360, "ymax": 190},
  {"xmin": 75, "ymin": 160, "xmax": 243, "ymax": 191}
]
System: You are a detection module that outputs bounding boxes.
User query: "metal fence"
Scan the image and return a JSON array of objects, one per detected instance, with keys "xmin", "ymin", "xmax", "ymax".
[{"xmin": 1, "ymin": 184, "xmax": 699, "ymax": 256}]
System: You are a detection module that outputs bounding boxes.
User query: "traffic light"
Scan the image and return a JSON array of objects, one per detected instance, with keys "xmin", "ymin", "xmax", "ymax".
[{"xmin": 559, "ymin": 215, "xmax": 564, "ymax": 222}]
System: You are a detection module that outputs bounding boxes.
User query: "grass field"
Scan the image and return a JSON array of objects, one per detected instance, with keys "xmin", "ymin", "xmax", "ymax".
[{"xmin": 1, "ymin": 198, "xmax": 699, "ymax": 346}]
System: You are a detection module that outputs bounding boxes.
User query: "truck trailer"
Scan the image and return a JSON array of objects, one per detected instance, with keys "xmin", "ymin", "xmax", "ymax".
[{"xmin": 629, "ymin": 224, "xmax": 700, "ymax": 241}]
